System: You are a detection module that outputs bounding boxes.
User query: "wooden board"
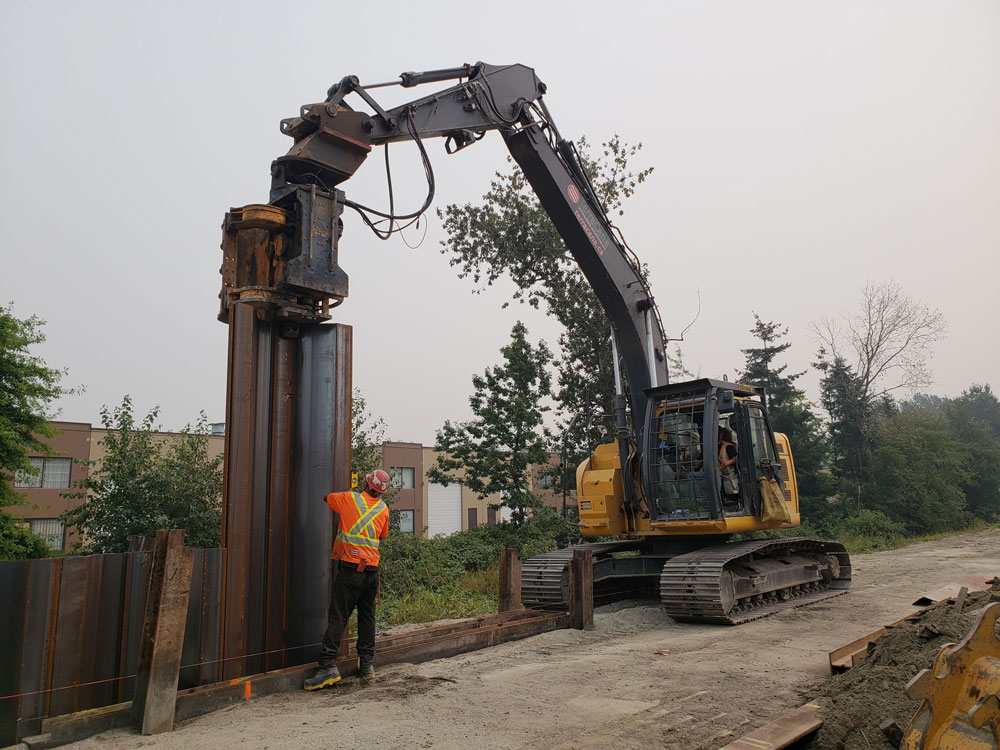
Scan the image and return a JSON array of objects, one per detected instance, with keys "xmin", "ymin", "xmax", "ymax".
[{"xmin": 719, "ymin": 702, "xmax": 822, "ymax": 750}]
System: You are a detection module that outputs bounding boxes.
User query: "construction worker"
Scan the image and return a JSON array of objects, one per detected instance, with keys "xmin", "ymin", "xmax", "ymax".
[{"xmin": 303, "ymin": 469, "xmax": 391, "ymax": 690}]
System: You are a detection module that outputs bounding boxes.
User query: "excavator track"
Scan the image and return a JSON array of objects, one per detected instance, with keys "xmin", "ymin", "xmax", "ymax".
[
  {"xmin": 659, "ymin": 537, "xmax": 851, "ymax": 625},
  {"xmin": 521, "ymin": 540, "xmax": 647, "ymax": 604}
]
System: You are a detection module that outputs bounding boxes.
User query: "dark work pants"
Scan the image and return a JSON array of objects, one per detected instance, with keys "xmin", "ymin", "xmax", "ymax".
[{"xmin": 318, "ymin": 563, "xmax": 379, "ymax": 669}]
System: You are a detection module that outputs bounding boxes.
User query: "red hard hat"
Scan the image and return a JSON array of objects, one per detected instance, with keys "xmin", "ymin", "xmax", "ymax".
[{"xmin": 365, "ymin": 469, "xmax": 390, "ymax": 494}]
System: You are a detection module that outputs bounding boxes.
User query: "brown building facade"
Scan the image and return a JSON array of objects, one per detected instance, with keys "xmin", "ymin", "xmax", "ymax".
[
  {"xmin": 379, "ymin": 441, "xmax": 571, "ymax": 538},
  {"xmin": 10, "ymin": 423, "xmax": 570, "ymax": 551},
  {"xmin": 11, "ymin": 422, "xmax": 224, "ymax": 552}
]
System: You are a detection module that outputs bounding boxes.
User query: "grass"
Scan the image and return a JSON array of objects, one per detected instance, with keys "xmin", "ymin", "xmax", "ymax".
[
  {"xmin": 376, "ymin": 566, "xmax": 500, "ymax": 629},
  {"xmin": 838, "ymin": 519, "xmax": 995, "ymax": 554}
]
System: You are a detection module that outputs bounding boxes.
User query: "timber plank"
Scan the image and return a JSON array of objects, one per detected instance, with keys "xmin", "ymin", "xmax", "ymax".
[{"xmin": 719, "ymin": 702, "xmax": 822, "ymax": 750}]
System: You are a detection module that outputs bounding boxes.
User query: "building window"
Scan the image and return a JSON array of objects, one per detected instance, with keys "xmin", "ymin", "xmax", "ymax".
[
  {"xmin": 30, "ymin": 519, "xmax": 65, "ymax": 551},
  {"xmin": 391, "ymin": 509, "xmax": 415, "ymax": 534},
  {"xmin": 536, "ymin": 472, "xmax": 556, "ymax": 490},
  {"xmin": 14, "ymin": 457, "xmax": 72, "ymax": 489},
  {"xmin": 389, "ymin": 466, "xmax": 415, "ymax": 489}
]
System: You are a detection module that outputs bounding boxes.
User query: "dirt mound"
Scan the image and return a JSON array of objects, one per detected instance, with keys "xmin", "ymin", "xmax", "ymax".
[{"xmin": 803, "ymin": 579, "xmax": 1000, "ymax": 750}]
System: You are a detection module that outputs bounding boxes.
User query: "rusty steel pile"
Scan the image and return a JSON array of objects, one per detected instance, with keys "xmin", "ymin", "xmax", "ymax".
[{"xmin": 216, "ymin": 189, "xmax": 353, "ymax": 678}]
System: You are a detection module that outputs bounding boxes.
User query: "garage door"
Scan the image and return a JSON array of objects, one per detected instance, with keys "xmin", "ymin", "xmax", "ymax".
[{"xmin": 427, "ymin": 482, "xmax": 462, "ymax": 537}]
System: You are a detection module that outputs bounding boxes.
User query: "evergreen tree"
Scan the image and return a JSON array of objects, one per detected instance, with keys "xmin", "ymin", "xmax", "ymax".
[
  {"xmin": 0, "ymin": 304, "xmax": 72, "ymax": 559},
  {"xmin": 739, "ymin": 315, "xmax": 830, "ymax": 499},
  {"xmin": 428, "ymin": 322, "xmax": 552, "ymax": 526},
  {"xmin": 814, "ymin": 351, "xmax": 871, "ymax": 484}
]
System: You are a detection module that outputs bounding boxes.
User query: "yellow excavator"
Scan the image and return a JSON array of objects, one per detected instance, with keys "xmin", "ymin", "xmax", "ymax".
[{"xmin": 266, "ymin": 62, "xmax": 851, "ymax": 624}]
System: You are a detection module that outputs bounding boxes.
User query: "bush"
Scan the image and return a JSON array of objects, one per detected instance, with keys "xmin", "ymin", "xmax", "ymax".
[
  {"xmin": 836, "ymin": 509, "xmax": 907, "ymax": 539},
  {"xmin": 377, "ymin": 509, "xmax": 575, "ymax": 626},
  {"xmin": 379, "ymin": 531, "xmax": 466, "ymax": 597}
]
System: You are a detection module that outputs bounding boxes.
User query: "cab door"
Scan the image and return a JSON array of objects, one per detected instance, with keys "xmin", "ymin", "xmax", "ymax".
[{"xmin": 732, "ymin": 400, "xmax": 781, "ymax": 517}]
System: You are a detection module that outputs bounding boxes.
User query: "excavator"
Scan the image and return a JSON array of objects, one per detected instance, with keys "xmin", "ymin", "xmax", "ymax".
[{"xmin": 262, "ymin": 62, "xmax": 851, "ymax": 625}]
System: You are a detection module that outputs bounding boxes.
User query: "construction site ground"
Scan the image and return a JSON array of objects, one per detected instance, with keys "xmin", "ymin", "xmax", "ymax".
[{"xmin": 64, "ymin": 528, "xmax": 1000, "ymax": 750}]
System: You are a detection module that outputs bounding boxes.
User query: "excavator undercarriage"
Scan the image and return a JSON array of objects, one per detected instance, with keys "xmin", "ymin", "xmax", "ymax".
[{"xmin": 522, "ymin": 537, "xmax": 851, "ymax": 625}]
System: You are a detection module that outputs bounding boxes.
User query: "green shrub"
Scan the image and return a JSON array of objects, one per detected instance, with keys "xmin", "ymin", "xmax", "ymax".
[
  {"xmin": 376, "ymin": 509, "xmax": 575, "ymax": 626},
  {"xmin": 379, "ymin": 530, "xmax": 466, "ymax": 597}
]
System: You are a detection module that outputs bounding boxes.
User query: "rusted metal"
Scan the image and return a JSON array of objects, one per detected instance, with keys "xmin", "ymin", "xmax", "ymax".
[
  {"xmin": 35, "ymin": 609, "xmax": 571, "ymax": 748},
  {"xmin": 218, "ymin": 193, "xmax": 348, "ymax": 326},
  {"xmin": 264, "ymin": 335, "xmax": 294, "ymax": 672},
  {"xmin": 220, "ymin": 302, "xmax": 257, "ymax": 680},
  {"xmin": 0, "ymin": 546, "xmax": 225, "ymax": 746},
  {"xmin": 286, "ymin": 324, "xmax": 352, "ymax": 665}
]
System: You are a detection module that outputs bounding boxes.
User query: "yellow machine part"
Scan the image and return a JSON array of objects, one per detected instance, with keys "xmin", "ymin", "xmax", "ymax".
[
  {"xmin": 576, "ymin": 440, "xmax": 799, "ymax": 537},
  {"xmin": 903, "ymin": 602, "xmax": 1000, "ymax": 749},
  {"xmin": 576, "ymin": 443, "xmax": 627, "ymax": 536}
]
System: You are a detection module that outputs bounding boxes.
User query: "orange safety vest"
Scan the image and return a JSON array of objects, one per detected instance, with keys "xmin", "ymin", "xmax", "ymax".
[{"xmin": 325, "ymin": 490, "xmax": 389, "ymax": 567}]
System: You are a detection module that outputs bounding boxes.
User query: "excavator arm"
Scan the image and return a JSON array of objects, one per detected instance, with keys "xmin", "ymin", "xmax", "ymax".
[{"xmin": 270, "ymin": 62, "xmax": 669, "ymax": 510}]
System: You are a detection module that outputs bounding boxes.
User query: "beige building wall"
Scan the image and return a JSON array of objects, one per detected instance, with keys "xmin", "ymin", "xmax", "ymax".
[
  {"xmin": 421, "ymin": 447, "xmax": 506, "ymax": 533},
  {"xmin": 11, "ymin": 421, "xmax": 224, "ymax": 552}
]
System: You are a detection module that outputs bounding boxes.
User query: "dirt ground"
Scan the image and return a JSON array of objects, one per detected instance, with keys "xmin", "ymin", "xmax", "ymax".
[{"xmin": 66, "ymin": 529, "xmax": 1000, "ymax": 750}]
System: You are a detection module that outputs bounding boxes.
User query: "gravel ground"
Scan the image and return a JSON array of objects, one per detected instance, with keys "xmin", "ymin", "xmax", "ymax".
[{"xmin": 64, "ymin": 528, "xmax": 1000, "ymax": 750}]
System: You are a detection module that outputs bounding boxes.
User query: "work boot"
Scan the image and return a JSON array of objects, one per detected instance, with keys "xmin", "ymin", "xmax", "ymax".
[
  {"xmin": 359, "ymin": 662, "xmax": 376, "ymax": 680},
  {"xmin": 303, "ymin": 666, "xmax": 341, "ymax": 691}
]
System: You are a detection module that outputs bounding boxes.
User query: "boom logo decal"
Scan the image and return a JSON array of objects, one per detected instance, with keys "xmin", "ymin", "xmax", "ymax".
[{"xmin": 567, "ymin": 184, "xmax": 580, "ymax": 204}]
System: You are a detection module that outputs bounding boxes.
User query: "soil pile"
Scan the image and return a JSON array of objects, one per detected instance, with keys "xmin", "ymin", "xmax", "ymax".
[{"xmin": 803, "ymin": 580, "xmax": 1000, "ymax": 750}]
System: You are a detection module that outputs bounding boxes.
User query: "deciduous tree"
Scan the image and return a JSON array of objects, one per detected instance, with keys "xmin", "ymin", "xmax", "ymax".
[
  {"xmin": 63, "ymin": 397, "xmax": 223, "ymax": 552},
  {"xmin": 0, "ymin": 304, "xmax": 72, "ymax": 559},
  {"xmin": 438, "ymin": 137, "xmax": 668, "ymax": 471},
  {"xmin": 813, "ymin": 282, "xmax": 946, "ymax": 483}
]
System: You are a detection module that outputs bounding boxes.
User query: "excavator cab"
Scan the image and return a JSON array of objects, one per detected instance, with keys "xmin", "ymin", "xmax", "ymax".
[{"xmin": 644, "ymin": 378, "xmax": 789, "ymax": 527}]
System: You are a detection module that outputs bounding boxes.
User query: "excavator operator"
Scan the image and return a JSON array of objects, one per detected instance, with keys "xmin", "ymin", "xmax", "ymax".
[{"xmin": 718, "ymin": 426, "xmax": 740, "ymax": 503}]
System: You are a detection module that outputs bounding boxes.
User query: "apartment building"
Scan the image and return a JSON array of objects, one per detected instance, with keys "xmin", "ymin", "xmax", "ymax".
[
  {"xmin": 11, "ymin": 424, "xmax": 572, "ymax": 551},
  {"xmin": 380, "ymin": 441, "xmax": 571, "ymax": 538},
  {"xmin": 11, "ymin": 422, "xmax": 224, "ymax": 552}
]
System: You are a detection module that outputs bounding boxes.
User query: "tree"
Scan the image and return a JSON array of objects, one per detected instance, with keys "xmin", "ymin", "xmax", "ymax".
[
  {"xmin": 428, "ymin": 322, "xmax": 552, "ymax": 526},
  {"xmin": 865, "ymin": 410, "xmax": 969, "ymax": 534},
  {"xmin": 812, "ymin": 281, "xmax": 947, "ymax": 401},
  {"xmin": 351, "ymin": 387, "xmax": 388, "ymax": 480},
  {"xmin": 939, "ymin": 385, "xmax": 1000, "ymax": 522},
  {"xmin": 812, "ymin": 282, "xmax": 946, "ymax": 483},
  {"xmin": 739, "ymin": 315, "xmax": 831, "ymax": 500},
  {"xmin": 438, "ymin": 137, "xmax": 659, "ymax": 468},
  {"xmin": 63, "ymin": 396, "xmax": 223, "ymax": 552},
  {"xmin": 0, "ymin": 303, "xmax": 73, "ymax": 559}
]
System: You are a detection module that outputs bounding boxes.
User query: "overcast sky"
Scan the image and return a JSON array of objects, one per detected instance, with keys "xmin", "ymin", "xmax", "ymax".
[{"xmin": 2, "ymin": 1, "xmax": 997, "ymax": 444}]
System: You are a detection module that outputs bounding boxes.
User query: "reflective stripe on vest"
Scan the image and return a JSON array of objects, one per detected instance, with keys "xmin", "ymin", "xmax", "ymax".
[
  {"xmin": 350, "ymin": 493, "xmax": 386, "ymax": 536},
  {"xmin": 335, "ymin": 493, "xmax": 387, "ymax": 550}
]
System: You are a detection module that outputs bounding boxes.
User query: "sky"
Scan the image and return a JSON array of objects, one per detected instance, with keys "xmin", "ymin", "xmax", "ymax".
[{"xmin": 1, "ymin": 0, "xmax": 998, "ymax": 445}]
